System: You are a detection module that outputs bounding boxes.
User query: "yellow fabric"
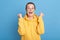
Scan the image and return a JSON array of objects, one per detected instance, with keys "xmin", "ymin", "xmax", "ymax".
[{"xmin": 18, "ymin": 14, "xmax": 44, "ymax": 40}]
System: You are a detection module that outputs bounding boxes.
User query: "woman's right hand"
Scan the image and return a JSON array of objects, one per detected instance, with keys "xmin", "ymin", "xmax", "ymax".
[{"xmin": 18, "ymin": 13, "xmax": 22, "ymax": 18}]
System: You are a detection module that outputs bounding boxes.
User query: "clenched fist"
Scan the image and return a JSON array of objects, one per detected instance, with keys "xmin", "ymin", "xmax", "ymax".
[
  {"xmin": 40, "ymin": 12, "xmax": 44, "ymax": 17},
  {"xmin": 18, "ymin": 13, "xmax": 22, "ymax": 18}
]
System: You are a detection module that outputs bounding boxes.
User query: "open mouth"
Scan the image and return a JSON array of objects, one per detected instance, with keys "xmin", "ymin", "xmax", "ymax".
[{"xmin": 29, "ymin": 12, "xmax": 33, "ymax": 14}]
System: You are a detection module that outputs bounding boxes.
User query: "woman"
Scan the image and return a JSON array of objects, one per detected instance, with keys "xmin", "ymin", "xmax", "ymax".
[{"xmin": 18, "ymin": 2, "xmax": 44, "ymax": 40}]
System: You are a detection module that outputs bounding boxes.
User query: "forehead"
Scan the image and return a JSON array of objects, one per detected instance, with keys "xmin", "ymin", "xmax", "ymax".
[{"xmin": 27, "ymin": 4, "xmax": 34, "ymax": 7}]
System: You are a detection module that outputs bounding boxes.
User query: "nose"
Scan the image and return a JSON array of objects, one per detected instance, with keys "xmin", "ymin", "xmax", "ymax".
[{"xmin": 30, "ymin": 8, "xmax": 32, "ymax": 11}]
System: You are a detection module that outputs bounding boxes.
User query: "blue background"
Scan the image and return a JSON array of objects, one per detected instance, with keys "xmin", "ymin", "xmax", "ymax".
[{"xmin": 0, "ymin": 0, "xmax": 60, "ymax": 40}]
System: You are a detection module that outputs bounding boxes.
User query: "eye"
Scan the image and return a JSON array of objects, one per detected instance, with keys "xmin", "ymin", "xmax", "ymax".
[
  {"xmin": 32, "ymin": 8, "xmax": 34, "ymax": 9},
  {"xmin": 27, "ymin": 7, "xmax": 30, "ymax": 9}
]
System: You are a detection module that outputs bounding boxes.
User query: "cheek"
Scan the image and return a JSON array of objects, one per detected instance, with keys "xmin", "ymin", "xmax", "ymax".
[
  {"xmin": 31, "ymin": 8, "xmax": 35, "ymax": 11},
  {"xmin": 27, "ymin": 9, "xmax": 30, "ymax": 12},
  {"xmin": 32, "ymin": 9, "xmax": 35, "ymax": 11}
]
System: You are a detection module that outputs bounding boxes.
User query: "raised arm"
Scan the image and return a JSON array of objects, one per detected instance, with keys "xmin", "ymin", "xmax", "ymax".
[
  {"xmin": 18, "ymin": 14, "xmax": 25, "ymax": 35},
  {"xmin": 36, "ymin": 12, "xmax": 45, "ymax": 35}
]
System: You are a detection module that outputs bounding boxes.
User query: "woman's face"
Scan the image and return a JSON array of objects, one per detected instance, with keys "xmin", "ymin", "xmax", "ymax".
[{"xmin": 26, "ymin": 4, "xmax": 35, "ymax": 17}]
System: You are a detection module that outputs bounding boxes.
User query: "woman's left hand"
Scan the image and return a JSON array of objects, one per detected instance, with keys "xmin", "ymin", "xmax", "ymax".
[{"xmin": 40, "ymin": 12, "xmax": 44, "ymax": 17}]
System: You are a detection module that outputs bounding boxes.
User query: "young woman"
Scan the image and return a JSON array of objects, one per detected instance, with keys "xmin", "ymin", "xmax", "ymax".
[{"xmin": 18, "ymin": 2, "xmax": 45, "ymax": 40}]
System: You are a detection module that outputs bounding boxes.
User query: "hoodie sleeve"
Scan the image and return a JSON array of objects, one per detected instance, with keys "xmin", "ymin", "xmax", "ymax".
[
  {"xmin": 36, "ymin": 16, "xmax": 44, "ymax": 35},
  {"xmin": 18, "ymin": 18, "xmax": 25, "ymax": 35}
]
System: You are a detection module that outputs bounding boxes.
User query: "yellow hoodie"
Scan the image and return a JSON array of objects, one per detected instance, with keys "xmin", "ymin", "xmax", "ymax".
[{"xmin": 18, "ymin": 14, "xmax": 44, "ymax": 40}]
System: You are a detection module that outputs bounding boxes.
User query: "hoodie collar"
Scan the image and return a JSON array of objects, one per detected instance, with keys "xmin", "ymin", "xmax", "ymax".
[{"xmin": 24, "ymin": 14, "xmax": 38, "ymax": 21}]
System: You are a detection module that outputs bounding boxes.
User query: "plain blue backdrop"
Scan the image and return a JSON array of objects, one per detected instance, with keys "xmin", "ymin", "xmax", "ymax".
[{"xmin": 0, "ymin": 0, "xmax": 60, "ymax": 40}]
